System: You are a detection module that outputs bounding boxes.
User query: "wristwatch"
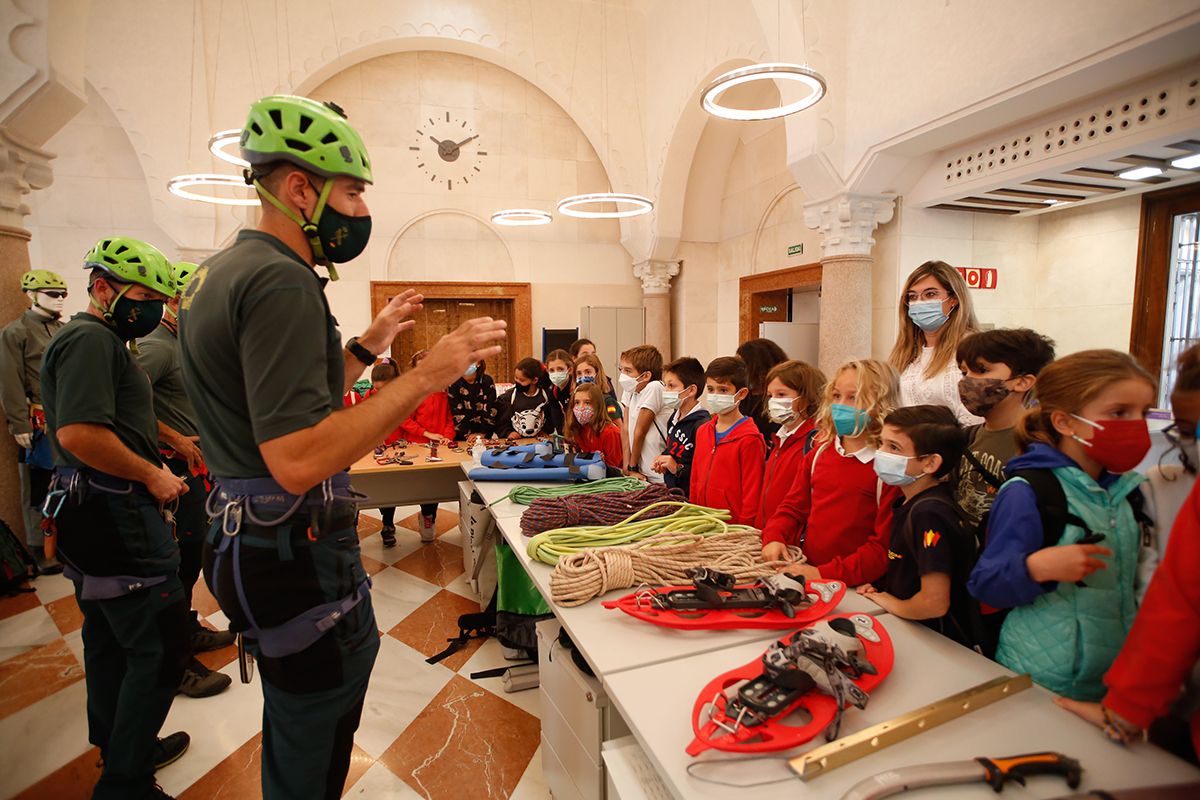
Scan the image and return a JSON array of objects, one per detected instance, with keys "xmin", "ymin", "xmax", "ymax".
[{"xmin": 345, "ymin": 336, "xmax": 375, "ymax": 367}]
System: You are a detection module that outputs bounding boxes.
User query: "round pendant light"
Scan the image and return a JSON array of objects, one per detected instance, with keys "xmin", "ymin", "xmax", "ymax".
[
  {"xmin": 167, "ymin": 173, "xmax": 260, "ymax": 206},
  {"xmin": 491, "ymin": 209, "xmax": 553, "ymax": 227},
  {"xmin": 208, "ymin": 129, "xmax": 249, "ymax": 168},
  {"xmin": 557, "ymin": 192, "xmax": 654, "ymax": 219},
  {"xmin": 700, "ymin": 63, "xmax": 827, "ymax": 121}
]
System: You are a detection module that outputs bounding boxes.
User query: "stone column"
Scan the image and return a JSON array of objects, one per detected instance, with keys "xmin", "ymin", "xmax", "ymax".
[
  {"xmin": 0, "ymin": 130, "xmax": 54, "ymax": 539},
  {"xmin": 803, "ymin": 194, "xmax": 894, "ymax": 377},
  {"xmin": 634, "ymin": 259, "xmax": 680, "ymax": 359}
]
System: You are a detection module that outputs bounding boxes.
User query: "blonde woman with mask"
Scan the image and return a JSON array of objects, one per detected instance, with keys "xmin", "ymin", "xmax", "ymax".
[{"xmin": 889, "ymin": 260, "xmax": 981, "ymax": 425}]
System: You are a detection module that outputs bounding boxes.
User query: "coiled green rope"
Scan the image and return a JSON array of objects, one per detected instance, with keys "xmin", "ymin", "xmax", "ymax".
[
  {"xmin": 492, "ymin": 476, "xmax": 645, "ymax": 506},
  {"xmin": 526, "ymin": 501, "xmax": 758, "ymax": 565}
]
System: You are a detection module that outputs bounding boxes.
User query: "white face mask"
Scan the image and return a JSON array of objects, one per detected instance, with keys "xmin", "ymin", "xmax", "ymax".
[
  {"xmin": 549, "ymin": 371, "xmax": 569, "ymax": 387},
  {"xmin": 662, "ymin": 390, "xmax": 681, "ymax": 409},
  {"xmin": 705, "ymin": 393, "xmax": 737, "ymax": 415},
  {"xmin": 617, "ymin": 372, "xmax": 640, "ymax": 394},
  {"xmin": 768, "ymin": 397, "xmax": 797, "ymax": 424}
]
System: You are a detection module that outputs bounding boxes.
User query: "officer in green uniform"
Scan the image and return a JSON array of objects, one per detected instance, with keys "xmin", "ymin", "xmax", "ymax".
[
  {"xmin": 40, "ymin": 237, "xmax": 192, "ymax": 800},
  {"xmin": 0, "ymin": 269, "xmax": 67, "ymax": 573},
  {"xmin": 134, "ymin": 261, "xmax": 235, "ymax": 699},
  {"xmin": 178, "ymin": 94, "xmax": 505, "ymax": 800}
]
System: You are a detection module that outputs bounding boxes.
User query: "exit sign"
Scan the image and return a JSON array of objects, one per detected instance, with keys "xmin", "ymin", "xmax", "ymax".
[
  {"xmin": 957, "ymin": 266, "xmax": 998, "ymax": 290},
  {"xmin": 787, "ymin": 243, "xmax": 804, "ymax": 257}
]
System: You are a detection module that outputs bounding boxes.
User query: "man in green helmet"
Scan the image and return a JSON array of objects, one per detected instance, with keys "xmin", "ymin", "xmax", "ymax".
[
  {"xmin": 0, "ymin": 269, "xmax": 68, "ymax": 573},
  {"xmin": 134, "ymin": 261, "xmax": 235, "ymax": 700},
  {"xmin": 179, "ymin": 94, "xmax": 505, "ymax": 799},
  {"xmin": 40, "ymin": 237, "xmax": 192, "ymax": 800}
]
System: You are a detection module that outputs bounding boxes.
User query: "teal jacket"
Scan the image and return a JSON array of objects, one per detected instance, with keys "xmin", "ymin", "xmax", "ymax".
[{"xmin": 979, "ymin": 444, "xmax": 1143, "ymax": 701}]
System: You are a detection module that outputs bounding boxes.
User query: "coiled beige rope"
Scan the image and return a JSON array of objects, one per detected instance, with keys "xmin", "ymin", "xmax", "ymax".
[{"xmin": 548, "ymin": 530, "xmax": 804, "ymax": 606}]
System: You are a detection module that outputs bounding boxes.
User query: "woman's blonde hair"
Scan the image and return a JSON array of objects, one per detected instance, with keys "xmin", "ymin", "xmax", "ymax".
[
  {"xmin": 813, "ymin": 359, "xmax": 901, "ymax": 447},
  {"xmin": 565, "ymin": 383, "xmax": 613, "ymax": 441},
  {"xmin": 1016, "ymin": 349, "xmax": 1155, "ymax": 451},
  {"xmin": 888, "ymin": 260, "xmax": 980, "ymax": 379},
  {"xmin": 574, "ymin": 353, "xmax": 611, "ymax": 393}
]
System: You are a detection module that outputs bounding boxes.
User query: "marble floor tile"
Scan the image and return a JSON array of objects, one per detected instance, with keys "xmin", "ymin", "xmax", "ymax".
[
  {"xmin": 361, "ymin": 553, "xmax": 389, "ymax": 577},
  {"xmin": 387, "ymin": 591, "xmax": 487, "ymax": 672},
  {"xmin": 0, "ymin": 679, "xmax": 90, "ymax": 797},
  {"xmin": 458, "ymin": 637, "xmax": 541, "ymax": 719},
  {"xmin": 359, "ymin": 528, "xmax": 427, "ymax": 566},
  {"xmin": 205, "ymin": 609, "xmax": 232, "ymax": 631},
  {"xmin": 176, "ymin": 732, "xmax": 373, "ymax": 799},
  {"xmin": 0, "ymin": 590, "xmax": 41, "ymax": 622},
  {"xmin": 0, "ymin": 637, "xmax": 83, "ymax": 720},
  {"xmin": 0, "ymin": 605, "xmax": 60, "ymax": 655},
  {"xmin": 380, "ymin": 674, "xmax": 540, "ymax": 800},
  {"xmin": 12, "ymin": 744, "xmax": 101, "ymax": 799},
  {"xmin": 398, "ymin": 510, "xmax": 460, "ymax": 536},
  {"xmin": 438, "ymin": 525, "xmax": 464, "ymax": 547},
  {"xmin": 195, "ymin": 641, "xmax": 239, "ymax": 672},
  {"xmin": 45, "ymin": 593, "xmax": 83, "ymax": 636},
  {"xmin": 393, "ymin": 540, "xmax": 466, "ymax": 587},
  {"xmin": 159, "ymin": 662, "xmax": 265, "ymax": 795},
  {"xmin": 367, "ymin": 568, "xmax": 441, "ymax": 634},
  {"xmin": 355, "ymin": 636, "xmax": 453, "ymax": 759},
  {"xmin": 343, "ymin": 761, "xmax": 424, "ymax": 798},
  {"xmin": 509, "ymin": 744, "xmax": 549, "ymax": 800},
  {"xmin": 358, "ymin": 513, "xmax": 384, "ymax": 539},
  {"xmin": 63, "ymin": 628, "xmax": 84, "ymax": 665},
  {"xmin": 442, "ymin": 569, "xmax": 480, "ymax": 603},
  {"xmin": 32, "ymin": 571, "xmax": 74, "ymax": 605},
  {"xmin": 190, "ymin": 576, "xmax": 222, "ymax": 617}
]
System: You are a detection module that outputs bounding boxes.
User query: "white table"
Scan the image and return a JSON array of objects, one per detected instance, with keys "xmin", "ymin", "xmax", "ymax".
[
  {"xmin": 491, "ymin": 513, "xmax": 883, "ymax": 677},
  {"xmin": 603, "ymin": 614, "xmax": 1200, "ymax": 799}
]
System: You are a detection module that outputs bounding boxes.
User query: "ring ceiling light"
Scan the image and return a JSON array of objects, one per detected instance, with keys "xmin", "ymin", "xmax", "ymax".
[
  {"xmin": 491, "ymin": 209, "xmax": 553, "ymax": 226},
  {"xmin": 209, "ymin": 129, "xmax": 249, "ymax": 168},
  {"xmin": 701, "ymin": 63, "xmax": 827, "ymax": 121},
  {"xmin": 557, "ymin": 192, "xmax": 654, "ymax": 219},
  {"xmin": 167, "ymin": 173, "xmax": 260, "ymax": 206}
]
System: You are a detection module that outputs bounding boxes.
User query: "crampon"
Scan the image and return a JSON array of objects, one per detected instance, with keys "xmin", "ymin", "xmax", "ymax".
[
  {"xmin": 686, "ymin": 613, "xmax": 893, "ymax": 756},
  {"xmin": 601, "ymin": 568, "xmax": 846, "ymax": 631}
]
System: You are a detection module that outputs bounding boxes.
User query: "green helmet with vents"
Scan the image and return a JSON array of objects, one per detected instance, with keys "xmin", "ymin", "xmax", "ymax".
[
  {"xmin": 240, "ymin": 95, "xmax": 372, "ymax": 183},
  {"xmin": 171, "ymin": 262, "xmax": 199, "ymax": 295},
  {"xmin": 83, "ymin": 237, "xmax": 175, "ymax": 297},
  {"xmin": 21, "ymin": 269, "xmax": 66, "ymax": 292}
]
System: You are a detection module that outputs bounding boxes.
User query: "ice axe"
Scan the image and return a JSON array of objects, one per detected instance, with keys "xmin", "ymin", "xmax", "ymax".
[{"xmin": 841, "ymin": 751, "xmax": 1082, "ymax": 800}]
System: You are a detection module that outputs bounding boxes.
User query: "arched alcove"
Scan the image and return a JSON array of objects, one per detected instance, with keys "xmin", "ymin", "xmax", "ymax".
[{"xmin": 387, "ymin": 209, "xmax": 515, "ymax": 282}]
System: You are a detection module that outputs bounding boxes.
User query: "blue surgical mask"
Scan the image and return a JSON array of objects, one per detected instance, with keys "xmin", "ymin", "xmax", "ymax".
[
  {"xmin": 464, "ymin": 363, "xmax": 478, "ymax": 378},
  {"xmin": 577, "ymin": 375, "xmax": 596, "ymax": 385},
  {"xmin": 873, "ymin": 450, "xmax": 919, "ymax": 487},
  {"xmin": 831, "ymin": 403, "xmax": 871, "ymax": 436},
  {"xmin": 907, "ymin": 300, "xmax": 950, "ymax": 333}
]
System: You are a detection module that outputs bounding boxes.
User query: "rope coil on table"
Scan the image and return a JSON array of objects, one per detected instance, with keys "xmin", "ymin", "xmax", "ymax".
[
  {"xmin": 519, "ymin": 484, "xmax": 683, "ymax": 535},
  {"xmin": 492, "ymin": 476, "xmax": 645, "ymax": 506},
  {"xmin": 548, "ymin": 530, "xmax": 804, "ymax": 606}
]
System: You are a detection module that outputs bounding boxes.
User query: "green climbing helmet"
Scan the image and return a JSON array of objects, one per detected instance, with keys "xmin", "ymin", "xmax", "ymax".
[
  {"xmin": 240, "ymin": 95, "xmax": 373, "ymax": 183},
  {"xmin": 83, "ymin": 237, "xmax": 175, "ymax": 297},
  {"xmin": 21, "ymin": 269, "xmax": 66, "ymax": 292},
  {"xmin": 171, "ymin": 262, "xmax": 199, "ymax": 295}
]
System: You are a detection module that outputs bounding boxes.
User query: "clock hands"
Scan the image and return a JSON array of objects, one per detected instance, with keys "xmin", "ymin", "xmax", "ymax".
[{"xmin": 453, "ymin": 134, "xmax": 479, "ymax": 148}]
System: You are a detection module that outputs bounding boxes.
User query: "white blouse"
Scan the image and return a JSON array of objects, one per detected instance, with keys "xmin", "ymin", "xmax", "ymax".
[{"xmin": 898, "ymin": 346, "xmax": 982, "ymax": 426}]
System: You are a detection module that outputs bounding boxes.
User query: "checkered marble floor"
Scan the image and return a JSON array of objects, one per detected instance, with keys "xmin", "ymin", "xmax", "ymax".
[{"xmin": 0, "ymin": 506, "xmax": 547, "ymax": 799}]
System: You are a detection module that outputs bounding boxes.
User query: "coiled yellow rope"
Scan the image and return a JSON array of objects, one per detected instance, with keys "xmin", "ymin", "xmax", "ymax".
[{"xmin": 492, "ymin": 476, "xmax": 645, "ymax": 506}]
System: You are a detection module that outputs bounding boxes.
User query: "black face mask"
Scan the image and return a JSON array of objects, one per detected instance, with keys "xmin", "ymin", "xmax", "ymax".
[
  {"xmin": 93, "ymin": 284, "xmax": 163, "ymax": 340},
  {"xmin": 305, "ymin": 181, "xmax": 371, "ymax": 265}
]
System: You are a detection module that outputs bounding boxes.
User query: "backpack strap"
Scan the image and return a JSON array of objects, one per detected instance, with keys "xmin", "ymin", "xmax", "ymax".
[
  {"xmin": 1125, "ymin": 485, "xmax": 1154, "ymax": 547},
  {"xmin": 962, "ymin": 424, "xmax": 1006, "ymax": 491},
  {"xmin": 802, "ymin": 428, "xmax": 819, "ymax": 455},
  {"xmin": 1009, "ymin": 467, "xmax": 1089, "ymax": 548}
]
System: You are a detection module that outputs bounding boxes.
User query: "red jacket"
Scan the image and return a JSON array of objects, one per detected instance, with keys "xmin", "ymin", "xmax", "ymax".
[
  {"xmin": 689, "ymin": 416, "xmax": 765, "ymax": 526},
  {"xmin": 760, "ymin": 439, "xmax": 898, "ymax": 586},
  {"xmin": 756, "ymin": 418, "xmax": 817, "ymax": 529},
  {"xmin": 344, "ymin": 386, "xmax": 401, "ymax": 445},
  {"xmin": 398, "ymin": 391, "xmax": 457, "ymax": 444},
  {"xmin": 1103, "ymin": 479, "xmax": 1200, "ymax": 754},
  {"xmin": 572, "ymin": 422, "xmax": 623, "ymax": 469}
]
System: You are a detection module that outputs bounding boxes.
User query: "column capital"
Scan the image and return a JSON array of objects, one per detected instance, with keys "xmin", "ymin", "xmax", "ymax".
[
  {"xmin": 0, "ymin": 128, "xmax": 52, "ymax": 230},
  {"xmin": 803, "ymin": 193, "xmax": 895, "ymax": 259},
  {"xmin": 633, "ymin": 259, "xmax": 680, "ymax": 295}
]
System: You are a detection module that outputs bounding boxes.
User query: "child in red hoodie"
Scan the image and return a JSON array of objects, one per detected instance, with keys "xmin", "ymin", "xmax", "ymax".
[
  {"xmin": 756, "ymin": 359, "xmax": 826, "ymax": 530},
  {"xmin": 689, "ymin": 357, "xmax": 765, "ymax": 525},
  {"xmin": 761, "ymin": 359, "xmax": 902, "ymax": 587}
]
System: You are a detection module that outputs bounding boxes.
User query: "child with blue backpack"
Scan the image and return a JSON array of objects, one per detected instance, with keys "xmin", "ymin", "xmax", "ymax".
[{"xmin": 968, "ymin": 350, "xmax": 1156, "ymax": 701}]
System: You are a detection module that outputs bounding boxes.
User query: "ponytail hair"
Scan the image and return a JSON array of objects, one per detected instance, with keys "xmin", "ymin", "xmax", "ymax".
[{"xmin": 1015, "ymin": 349, "xmax": 1155, "ymax": 451}]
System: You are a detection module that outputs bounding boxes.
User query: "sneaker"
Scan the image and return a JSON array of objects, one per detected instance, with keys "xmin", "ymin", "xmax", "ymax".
[
  {"xmin": 380, "ymin": 525, "xmax": 397, "ymax": 548},
  {"xmin": 419, "ymin": 515, "xmax": 437, "ymax": 544},
  {"xmin": 190, "ymin": 627, "xmax": 236, "ymax": 652},
  {"xmin": 178, "ymin": 659, "xmax": 231, "ymax": 698},
  {"xmin": 153, "ymin": 731, "xmax": 190, "ymax": 770}
]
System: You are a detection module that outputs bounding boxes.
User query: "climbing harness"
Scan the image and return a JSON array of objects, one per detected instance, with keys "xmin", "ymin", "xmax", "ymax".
[
  {"xmin": 687, "ymin": 614, "xmax": 894, "ymax": 756},
  {"xmin": 602, "ymin": 568, "xmax": 845, "ymax": 630}
]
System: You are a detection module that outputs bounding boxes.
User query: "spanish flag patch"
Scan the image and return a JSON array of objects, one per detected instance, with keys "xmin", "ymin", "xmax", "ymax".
[{"xmin": 923, "ymin": 530, "xmax": 941, "ymax": 548}]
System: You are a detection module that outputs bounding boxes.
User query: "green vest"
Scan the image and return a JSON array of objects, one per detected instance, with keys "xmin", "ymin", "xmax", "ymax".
[{"xmin": 996, "ymin": 466, "xmax": 1144, "ymax": 701}]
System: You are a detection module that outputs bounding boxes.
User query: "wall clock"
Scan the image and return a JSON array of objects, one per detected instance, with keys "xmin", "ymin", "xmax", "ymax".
[{"xmin": 411, "ymin": 111, "xmax": 487, "ymax": 190}]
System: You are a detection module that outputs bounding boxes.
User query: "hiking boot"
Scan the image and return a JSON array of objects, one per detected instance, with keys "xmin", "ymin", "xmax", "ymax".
[
  {"xmin": 190, "ymin": 626, "xmax": 236, "ymax": 652},
  {"xmin": 178, "ymin": 659, "xmax": 231, "ymax": 698},
  {"xmin": 419, "ymin": 514, "xmax": 437, "ymax": 543},
  {"xmin": 33, "ymin": 547, "xmax": 63, "ymax": 576},
  {"xmin": 380, "ymin": 525, "xmax": 397, "ymax": 548},
  {"xmin": 153, "ymin": 731, "xmax": 190, "ymax": 770}
]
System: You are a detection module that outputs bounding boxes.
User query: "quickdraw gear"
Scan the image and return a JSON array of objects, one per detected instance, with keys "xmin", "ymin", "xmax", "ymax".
[
  {"xmin": 687, "ymin": 613, "xmax": 894, "ymax": 756},
  {"xmin": 603, "ymin": 570, "xmax": 847, "ymax": 630}
]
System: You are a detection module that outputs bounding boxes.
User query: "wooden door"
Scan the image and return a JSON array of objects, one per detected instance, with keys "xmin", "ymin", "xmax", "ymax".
[{"xmin": 391, "ymin": 297, "xmax": 515, "ymax": 380}]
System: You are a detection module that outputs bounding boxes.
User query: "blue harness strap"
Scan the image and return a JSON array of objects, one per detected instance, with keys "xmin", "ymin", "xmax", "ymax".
[{"xmin": 62, "ymin": 564, "xmax": 169, "ymax": 601}]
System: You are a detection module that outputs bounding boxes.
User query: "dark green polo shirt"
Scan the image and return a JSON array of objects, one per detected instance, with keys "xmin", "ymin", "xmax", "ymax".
[
  {"xmin": 136, "ymin": 323, "xmax": 198, "ymax": 439},
  {"xmin": 179, "ymin": 230, "xmax": 343, "ymax": 479},
  {"xmin": 40, "ymin": 313, "xmax": 161, "ymax": 469}
]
